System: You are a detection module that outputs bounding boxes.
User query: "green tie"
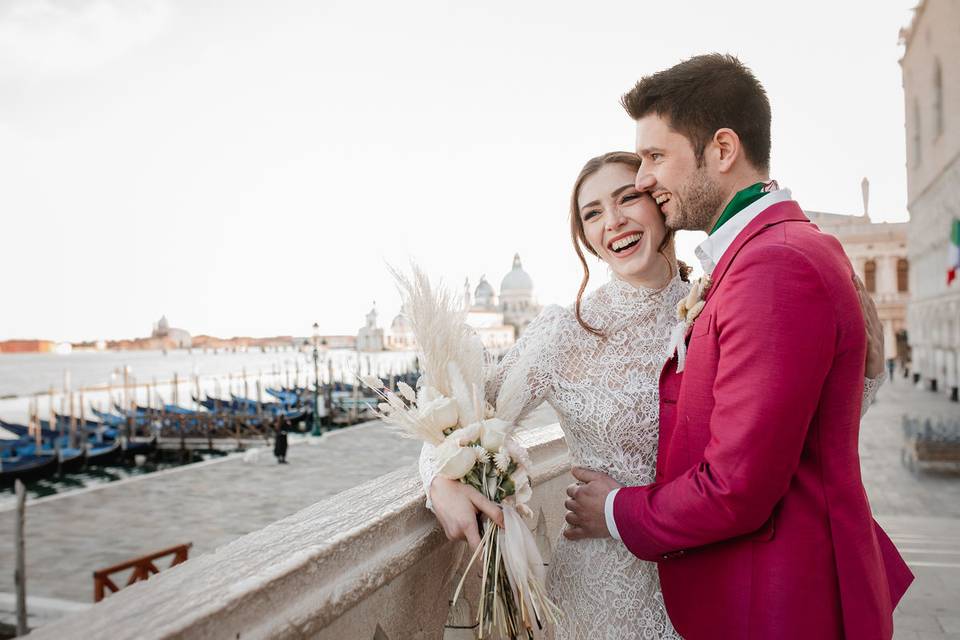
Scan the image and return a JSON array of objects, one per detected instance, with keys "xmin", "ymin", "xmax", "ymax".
[{"xmin": 709, "ymin": 182, "xmax": 767, "ymax": 235}]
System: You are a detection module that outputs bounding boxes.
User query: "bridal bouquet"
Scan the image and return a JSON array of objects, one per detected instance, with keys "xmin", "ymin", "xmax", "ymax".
[{"xmin": 359, "ymin": 265, "xmax": 560, "ymax": 639}]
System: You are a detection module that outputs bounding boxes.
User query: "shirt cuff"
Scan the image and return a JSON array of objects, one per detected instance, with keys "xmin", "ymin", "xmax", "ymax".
[{"xmin": 604, "ymin": 487, "xmax": 622, "ymax": 541}]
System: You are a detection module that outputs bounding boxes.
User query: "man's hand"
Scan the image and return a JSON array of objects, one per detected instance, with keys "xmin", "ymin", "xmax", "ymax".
[
  {"xmin": 563, "ymin": 467, "xmax": 622, "ymax": 541},
  {"xmin": 854, "ymin": 274, "xmax": 885, "ymax": 379},
  {"xmin": 430, "ymin": 476, "xmax": 503, "ymax": 550}
]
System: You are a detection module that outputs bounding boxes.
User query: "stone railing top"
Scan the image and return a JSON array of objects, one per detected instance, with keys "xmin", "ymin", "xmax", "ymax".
[{"xmin": 29, "ymin": 422, "xmax": 568, "ymax": 640}]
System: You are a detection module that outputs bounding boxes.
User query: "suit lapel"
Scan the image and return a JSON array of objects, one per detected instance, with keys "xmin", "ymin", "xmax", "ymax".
[{"xmin": 703, "ymin": 200, "xmax": 808, "ymax": 304}]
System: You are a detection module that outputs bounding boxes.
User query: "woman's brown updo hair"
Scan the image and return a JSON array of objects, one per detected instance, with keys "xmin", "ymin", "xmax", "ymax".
[{"xmin": 569, "ymin": 151, "xmax": 691, "ymax": 336}]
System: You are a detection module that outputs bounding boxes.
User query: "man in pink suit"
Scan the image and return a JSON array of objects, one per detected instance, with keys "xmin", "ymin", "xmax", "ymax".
[{"xmin": 565, "ymin": 54, "xmax": 913, "ymax": 639}]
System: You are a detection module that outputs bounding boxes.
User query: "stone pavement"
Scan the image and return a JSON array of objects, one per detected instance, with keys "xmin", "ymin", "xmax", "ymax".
[{"xmin": 861, "ymin": 376, "xmax": 960, "ymax": 639}]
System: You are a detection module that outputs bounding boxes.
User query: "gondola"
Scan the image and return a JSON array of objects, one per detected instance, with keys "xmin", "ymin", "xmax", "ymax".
[
  {"xmin": 0, "ymin": 419, "xmax": 58, "ymax": 440},
  {"xmin": 57, "ymin": 447, "xmax": 86, "ymax": 474},
  {"xmin": 122, "ymin": 437, "xmax": 157, "ymax": 458},
  {"xmin": 0, "ymin": 454, "xmax": 57, "ymax": 485},
  {"xmin": 90, "ymin": 407, "xmax": 127, "ymax": 428},
  {"xmin": 265, "ymin": 387, "xmax": 301, "ymax": 406},
  {"xmin": 86, "ymin": 441, "xmax": 122, "ymax": 466}
]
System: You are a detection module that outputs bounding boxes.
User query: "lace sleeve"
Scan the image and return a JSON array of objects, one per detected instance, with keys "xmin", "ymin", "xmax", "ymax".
[
  {"xmin": 419, "ymin": 441, "xmax": 441, "ymax": 511},
  {"xmin": 485, "ymin": 304, "xmax": 565, "ymax": 417},
  {"xmin": 860, "ymin": 371, "xmax": 886, "ymax": 419},
  {"xmin": 417, "ymin": 305, "xmax": 566, "ymax": 510}
]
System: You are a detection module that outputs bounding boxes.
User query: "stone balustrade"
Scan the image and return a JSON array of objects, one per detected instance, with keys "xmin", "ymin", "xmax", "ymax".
[{"xmin": 28, "ymin": 423, "xmax": 572, "ymax": 639}]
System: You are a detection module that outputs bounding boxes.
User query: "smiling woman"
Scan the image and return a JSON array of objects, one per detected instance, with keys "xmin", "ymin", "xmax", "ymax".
[{"xmin": 568, "ymin": 151, "xmax": 688, "ymax": 336}]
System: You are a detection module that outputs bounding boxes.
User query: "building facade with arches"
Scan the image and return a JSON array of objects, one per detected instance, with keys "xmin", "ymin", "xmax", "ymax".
[
  {"xmin": 900, "ymin": 0, "xmax": 960, "ymax": 401},
  {"xmin": 806, "ymin": 210, "xmax": 910, "ymax": 365}
]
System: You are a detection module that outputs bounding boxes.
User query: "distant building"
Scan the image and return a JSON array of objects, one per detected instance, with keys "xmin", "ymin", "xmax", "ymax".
[
  {"xmin": 151, "ymin": 315, "xmax": 192, "ymax": 349},
  {"xmin": 379, "ymin": 254, "xmax": 541, "ymax": 355},
  {"xmin": 900, "ymin": 0, "xmax": 960, "ymax": 401},
  {"xmin": 316, "ymin": 335, "xmax": 356, "ymax": 350},
  {"xmin": 0, "ymin": 339, "xmax": 56, "ymax": 354},
  {"xmin": 357, "ymin": 304, "xmax": 385, "ymax": 352},
  {"xmin": 385, "ymin": 305, "xmax": 417, "ymax": 351},
  {"xmin": 463, "ymin": 277, "xmax": 516, "ymax": 353},
  {"xmin": 806, "ymin": 201, "xmax": 910, "ymax": 364},
  {"xmin": 499, "ymin": 254, "xmax": 541, "ymax": 336}
]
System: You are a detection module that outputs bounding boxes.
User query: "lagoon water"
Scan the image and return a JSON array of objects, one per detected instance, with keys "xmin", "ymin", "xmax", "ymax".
[{"xmin": 0, "ymin": 348, "xmax": 418, "ymax": 424}]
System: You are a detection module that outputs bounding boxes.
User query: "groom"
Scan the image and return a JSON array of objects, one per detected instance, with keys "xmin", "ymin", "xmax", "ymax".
[{"xmin": 565, "ymin": 54, "xmax": 913, "ymax": 639}]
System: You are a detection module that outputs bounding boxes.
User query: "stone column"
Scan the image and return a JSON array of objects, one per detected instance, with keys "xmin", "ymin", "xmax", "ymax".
[
  {"xmin": 884, "ymin": 321, "xmax": 897, "ymax": 361},
  {"xmin": 946, "ymin": 348, "xmax": 959, "ymax": 401},
  {"xmin": 879, "ymin": 255, "xmax": 896, "ymax": 297},
  {"xmin": 932, "ymin": 348, "xmax": 943, "ymax": 392}
]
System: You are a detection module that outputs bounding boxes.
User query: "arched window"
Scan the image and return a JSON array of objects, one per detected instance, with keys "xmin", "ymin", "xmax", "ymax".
[
  {"xmin": 897, "ymin": 258, "xmax": 909, "ymax": 292},
  {"xmin": 914, "ymin": 99, "xmax": 923, "ymax": 166},
  {"xmin": 864, "ymin": 259, "xmax": 877, "ymax": 293},
  {"xmin": 934, "ymin": 59, "xmax": 944, "ymax": 138}
]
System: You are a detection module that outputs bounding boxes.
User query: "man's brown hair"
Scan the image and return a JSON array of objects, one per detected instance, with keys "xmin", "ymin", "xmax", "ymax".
[{"xmin": 621, "ymin": 53, "xmax": 771, "ymax": 172}]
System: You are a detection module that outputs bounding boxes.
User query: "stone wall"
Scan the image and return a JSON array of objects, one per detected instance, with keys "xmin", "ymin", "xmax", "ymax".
[
  {"xmin": 901, "ymin": 0, "xmax": 960, "ymax": 400},
  {"xmin": 27, "ymin": 423, "xmax": 571, "ymax": 639}
]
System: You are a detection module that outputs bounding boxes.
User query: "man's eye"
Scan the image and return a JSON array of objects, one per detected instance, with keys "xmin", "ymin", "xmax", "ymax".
[{"xmin": 651, "ymin": 153, "xmax": 662, "ymax": 161}]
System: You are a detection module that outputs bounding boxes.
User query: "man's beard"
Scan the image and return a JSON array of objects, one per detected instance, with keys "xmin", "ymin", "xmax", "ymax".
[{"xmin": 664, "ymin": 165, "xmax": 725, "ymax": 232}]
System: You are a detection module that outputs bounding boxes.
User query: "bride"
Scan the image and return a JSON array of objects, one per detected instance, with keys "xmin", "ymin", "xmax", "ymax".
[{"xmin": 419, "ymin": 151, "xmax": 884, "ymax": 639}]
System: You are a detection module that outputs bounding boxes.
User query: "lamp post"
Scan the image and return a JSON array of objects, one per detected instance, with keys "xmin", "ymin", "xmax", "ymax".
[{"xmin": 311, "ymin": 322, "xmax": 322, "ymax": 436}]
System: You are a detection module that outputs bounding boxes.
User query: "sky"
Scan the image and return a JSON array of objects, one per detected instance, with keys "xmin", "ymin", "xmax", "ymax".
[{"xmin": 0, "ymin": 0, "xmax": 918, "ymax": 342}]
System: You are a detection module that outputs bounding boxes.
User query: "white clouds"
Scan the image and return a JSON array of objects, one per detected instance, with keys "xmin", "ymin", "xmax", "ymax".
[{"xmin": 0, "ymin": 0, "xmax": 171, "ymax": 74}]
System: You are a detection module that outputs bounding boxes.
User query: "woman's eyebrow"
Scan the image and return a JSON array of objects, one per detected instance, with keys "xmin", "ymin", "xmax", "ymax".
[
  {"xmin": 610, "ymin": 184, "xmax": 635, "ymax": 198},
  {"xmin": 579, "ymin": 199, "xmax": 601, "ymax": 213}
]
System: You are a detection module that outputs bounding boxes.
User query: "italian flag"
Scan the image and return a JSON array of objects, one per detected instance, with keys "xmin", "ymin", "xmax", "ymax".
[{"xmin": 950, "ymin": 218, "xmax": 960, "ymax": 285}]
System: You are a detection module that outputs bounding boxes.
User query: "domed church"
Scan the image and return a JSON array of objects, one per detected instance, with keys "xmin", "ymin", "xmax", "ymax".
[
  {"xmin": 498, "ymin": 254, "xmax": 540, "ymax": 335},
  {"xmin": 375, "ymin": 254, "xmax": 541, "ymax": 353}
]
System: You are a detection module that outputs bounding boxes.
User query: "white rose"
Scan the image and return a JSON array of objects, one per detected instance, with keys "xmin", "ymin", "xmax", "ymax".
[
  {"xmin": 418, "ymin": 396, "xmax": 459, "ymax": 433},
  {"xmin": 435, "ymin": 436, "xmax": 478, "ymax": 480},
  {"xmin": 456, "ymin": 421, "xmax": 482, "ymax": 445},
  {"xmin": 480, "ymin": 418, "xmax": 512, "ymax": 452}
]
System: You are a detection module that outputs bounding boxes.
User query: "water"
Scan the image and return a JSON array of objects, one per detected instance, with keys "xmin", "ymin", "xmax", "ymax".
[
  {"xmin": 0, "ymin": 348, "xmax": 418, "ymax": 423},
  {"xmin": 0, "ymin": 348, "xmax": 418, "ymax": 399}
]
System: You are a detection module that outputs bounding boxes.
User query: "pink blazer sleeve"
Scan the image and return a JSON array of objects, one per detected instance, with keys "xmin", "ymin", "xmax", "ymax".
[{"xmin": 614, "ymin": 244, "xmax": 839, "ymax": 561}]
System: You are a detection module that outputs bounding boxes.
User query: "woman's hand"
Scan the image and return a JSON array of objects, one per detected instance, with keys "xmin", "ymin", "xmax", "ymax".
[
  {"xmin": 429, "ymin": 476, "xmax": 504, "ymax": 550},
  {"xmin": 854, "ymin": 274, "xmax": 885, "ymax": 379}
]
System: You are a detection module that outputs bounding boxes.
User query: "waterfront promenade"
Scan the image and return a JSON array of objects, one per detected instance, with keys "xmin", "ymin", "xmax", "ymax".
[
  {"xmin": 0, "ymin": 403, "xmax": 557, "ymax": 629},
  {"xmin": 0, "ymin": 382, "xmax": 957, "ymax": 637}
]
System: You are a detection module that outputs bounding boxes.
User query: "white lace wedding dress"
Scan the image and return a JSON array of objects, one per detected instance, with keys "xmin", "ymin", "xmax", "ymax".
[{"xmin": 419, "ymin": 273, "xmax": 882, "ymax": 640}]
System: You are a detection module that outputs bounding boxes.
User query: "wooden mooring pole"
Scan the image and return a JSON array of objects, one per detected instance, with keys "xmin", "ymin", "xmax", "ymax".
[{"xmin": 14, "ymin": 479, "xmax": 28, "ymax": 636}]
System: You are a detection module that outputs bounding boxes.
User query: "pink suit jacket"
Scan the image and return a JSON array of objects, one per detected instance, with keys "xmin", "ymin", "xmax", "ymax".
[{"xmin": 613, "ymin": 201, "xmax": 913, "ymax": 639}]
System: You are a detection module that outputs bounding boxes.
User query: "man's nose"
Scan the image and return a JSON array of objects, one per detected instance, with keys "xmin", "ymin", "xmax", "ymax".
[{"xmin": 635, "ymin": 170, "xmax": 656, "ymax": 193}]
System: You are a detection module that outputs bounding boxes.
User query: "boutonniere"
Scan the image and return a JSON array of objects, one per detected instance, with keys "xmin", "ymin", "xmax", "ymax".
[
  {"xmin": 667, "ymin": 274, "xmax": 712, "ymax": 373},
  {"xmin": 677, "ymin": 274, "xmax": 712, "ymax": 328}
]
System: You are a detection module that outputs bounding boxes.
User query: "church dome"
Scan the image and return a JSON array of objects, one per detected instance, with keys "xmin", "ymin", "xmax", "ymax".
[
  {"xmin": 500, "ymin": 254, "xmax": 533, "ymax": 293},
  {"xmin": 474, "ymin": 277, "xmax": 495, "ymax": 300},
  {"xmin": 391, "ymin": 313, "xmax": 412, "ymax": 332}
]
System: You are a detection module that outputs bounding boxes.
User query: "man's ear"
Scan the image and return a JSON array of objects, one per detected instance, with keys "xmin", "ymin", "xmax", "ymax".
[{"xmin": 712, "ymin": 128, "xmax": 741, "ymax": 174}]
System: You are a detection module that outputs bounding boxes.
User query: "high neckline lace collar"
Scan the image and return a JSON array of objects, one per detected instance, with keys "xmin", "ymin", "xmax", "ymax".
[
  {"xmin": 606, "ymin": 271, "xmax": 683, "ymax": 299},
  {"xmin": 578, "ymin": 272, "xmax": 688, "ymax": 335}
]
